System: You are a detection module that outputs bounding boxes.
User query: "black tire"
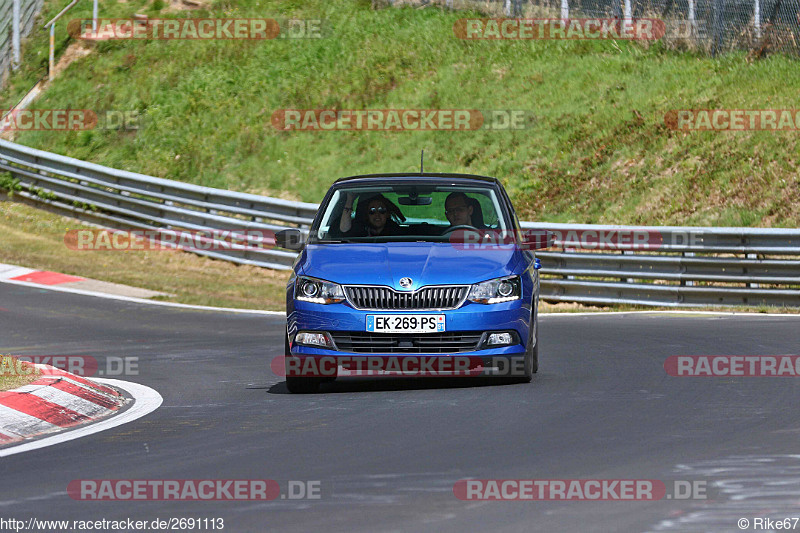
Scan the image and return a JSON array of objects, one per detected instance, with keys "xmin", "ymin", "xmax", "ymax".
[
  {"xmin": 530, "ymin": 319, "xmax": 539, "ymax": 374},
  {"xmin": 530, "ymin": 279, "xmax": 540, "ymax": 375},
  {"xmin": 284, "ymin": 332, "xmax": 321, "ymax": 394},
  {"xmin": 518, "ymin": 311, "xmax": 538, "ymax": 382}
]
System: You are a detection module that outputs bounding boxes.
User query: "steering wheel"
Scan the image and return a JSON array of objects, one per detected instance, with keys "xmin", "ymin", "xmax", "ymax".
[{"xmin": 443, "ymin": 224, "xmax": 481, "ymax": 235}]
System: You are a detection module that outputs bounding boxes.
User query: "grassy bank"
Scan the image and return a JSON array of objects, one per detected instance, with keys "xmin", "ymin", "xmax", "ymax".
[
  {"xmin": 1, "ymin": 0, "xmax": 798, "ymax": 228},
  {"xmin": 0, "ymin": 356, "xmax": 40, "ymax": 391}
]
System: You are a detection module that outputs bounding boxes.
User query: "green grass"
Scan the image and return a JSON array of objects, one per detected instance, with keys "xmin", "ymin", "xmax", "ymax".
[{"xmin": 2, "ymin": 0, "xmax": 799, "ymax": 228}]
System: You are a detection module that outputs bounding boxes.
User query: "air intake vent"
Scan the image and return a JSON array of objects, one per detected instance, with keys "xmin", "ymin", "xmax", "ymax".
[
  {"xmin": 330, "ymin": 332, "xmax": 483, "ymax": 353},
  {"xmin": 344, "ymin": 285, "xmax": 469, "ymax": 310}
]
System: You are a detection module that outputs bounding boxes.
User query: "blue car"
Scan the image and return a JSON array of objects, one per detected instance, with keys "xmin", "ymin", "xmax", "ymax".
[{"xmin": 279, "ymin": 173, "xmax": 550, "ymax": 393}]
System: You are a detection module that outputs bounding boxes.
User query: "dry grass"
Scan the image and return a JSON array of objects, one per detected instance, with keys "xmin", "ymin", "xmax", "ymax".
[
  {"xmin": 0, "ymin": 356, "xmax": 41, "ymax": 391},
  {"xmin": 0, "ymin": 196, "xmax": 291, "ymax": 311}
]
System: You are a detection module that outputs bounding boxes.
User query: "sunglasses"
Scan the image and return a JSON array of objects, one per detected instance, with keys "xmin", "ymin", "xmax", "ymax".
[{"xmin": 369, "ymin": 207, "xmax": 388, "ymax": 215}]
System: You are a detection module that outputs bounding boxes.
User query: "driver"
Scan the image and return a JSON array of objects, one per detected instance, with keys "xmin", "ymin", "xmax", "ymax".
[{"xmin": 444, "ymin": 192, "xmax": 475, "ymax": 227}]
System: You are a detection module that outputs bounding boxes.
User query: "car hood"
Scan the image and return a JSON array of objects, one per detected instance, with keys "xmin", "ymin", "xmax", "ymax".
[{"xmin": 298, "ymin": 242, "xmax": 520, "ymax": 290}]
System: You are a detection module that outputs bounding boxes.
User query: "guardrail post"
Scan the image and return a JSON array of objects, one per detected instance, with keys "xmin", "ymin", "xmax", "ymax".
[
  {"xmin": 45, "ymin": 0, "xmax": 82, "ymax": 82},
  {"xmin": 622, "ymin": 250, "xmax": 634, "ymax": 283},
  {"xmin": 682, "ymin": 252, "xmax": 694, "ymax": 286},
  {"xmin": 565, "ymin": 246, "xmax": 575, "ymax": 280},
  {"xmin": 747, "ymin": 253, "xmax": 760, "ymax": 288}
]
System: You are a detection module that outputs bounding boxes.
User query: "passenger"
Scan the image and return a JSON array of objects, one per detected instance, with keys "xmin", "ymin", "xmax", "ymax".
[{"xmin": 339, "ymin": 193, "xmax": 405, "ymax": 237}]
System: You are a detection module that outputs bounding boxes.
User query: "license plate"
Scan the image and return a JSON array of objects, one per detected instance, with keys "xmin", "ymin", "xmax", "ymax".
[{"xmin": 366, "ymin": 315, "xmax": 445, "ymax": 333}]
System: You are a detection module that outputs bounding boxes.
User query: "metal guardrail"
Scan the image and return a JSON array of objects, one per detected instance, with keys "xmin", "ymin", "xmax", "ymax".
[
  {"xmin": 520, "ymin": 222, "xmax": 800, "ymax": 307},
  {"xmin": 1, "ymin": 138, "xmax": 799, "ymax": 307},
  {"xmin": 0, "ymin": 139, "xmax": 317, "ymax": 269}
]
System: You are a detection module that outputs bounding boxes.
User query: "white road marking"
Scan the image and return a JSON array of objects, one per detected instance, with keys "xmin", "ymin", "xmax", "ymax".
[
  {"xmin": 645, "ymin": 454, "xmax": 800, "ymax": 532},
  {"xmin": 0, "ymin": 278, "xmax": 283, "ymax": 316},
  {"xmin": 0, "ymin": 378, "xmax": 162, "ymax": 457},
  {"xmin": 1, "ymin": 268, "xmax": 797, "ymax": 318},
  {"xmin": 0, "ymin": 265, "xmax": 35, "ymax": 279}
]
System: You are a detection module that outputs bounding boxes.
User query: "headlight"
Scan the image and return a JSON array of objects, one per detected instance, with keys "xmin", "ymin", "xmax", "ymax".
[
  {"xmin": 295, "ymin": 276, "xmax": 345, "ymax": 304},
  {"xmin": 468, "ymin": 275, "xmax": 521, "ymax": 304}
]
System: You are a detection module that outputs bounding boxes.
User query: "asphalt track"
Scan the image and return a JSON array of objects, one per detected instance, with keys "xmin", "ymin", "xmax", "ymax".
[{"xmin": 2, "ymin": 282, "xmax": 800, "ymax": 533}]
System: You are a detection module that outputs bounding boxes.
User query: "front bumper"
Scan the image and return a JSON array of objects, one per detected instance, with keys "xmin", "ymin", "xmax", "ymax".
[{"xmin": 286, "ymin": 298, "xmax": 531, "ymax": 359}]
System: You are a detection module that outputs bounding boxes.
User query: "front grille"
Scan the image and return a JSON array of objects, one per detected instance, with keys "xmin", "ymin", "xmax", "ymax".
[
  {"xmin": 344, "ymin": 285, "xmax": 469, "ymax": 310},
  {"xmin": 331, "ymin": 332, "xmax": 483, "ymax": 353}
]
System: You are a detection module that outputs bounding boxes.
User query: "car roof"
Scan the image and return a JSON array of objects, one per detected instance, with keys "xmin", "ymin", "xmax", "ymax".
[{"xmin": 333, "ymin": 173, "xmax": 501, "ymax": 186}]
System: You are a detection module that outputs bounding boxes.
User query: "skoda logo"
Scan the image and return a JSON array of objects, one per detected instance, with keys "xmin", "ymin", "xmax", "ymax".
[{"xmin": 399, "ymin": 277, "xmax": 413, "ymax": 290}]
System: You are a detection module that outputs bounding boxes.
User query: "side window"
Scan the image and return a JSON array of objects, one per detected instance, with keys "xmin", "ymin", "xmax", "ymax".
[
  {"xmin": 317, "ymin": 190, "xmax": 343, "ymax": 238},
  {"xmin": 505, "ymin": 196, "xmax": 523, "ymax": 240},
  {"xmin": 471, "ymin": 194, "xmax": 501, "ymax": 228}
]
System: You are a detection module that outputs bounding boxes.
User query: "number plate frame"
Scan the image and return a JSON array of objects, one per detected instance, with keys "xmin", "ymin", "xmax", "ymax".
[{"xmin": 366, "ymin": 315, "xmax": 446, "ymax": 333}]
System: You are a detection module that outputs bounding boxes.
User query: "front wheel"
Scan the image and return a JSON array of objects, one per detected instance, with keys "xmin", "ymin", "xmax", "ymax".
[
  {"xmin": 519, "ymin": 314, "xmax": 538, "ymax": 382},
  {"xmin": 530, "ymin": 320, "xmax": 539, "ymax": 375}
]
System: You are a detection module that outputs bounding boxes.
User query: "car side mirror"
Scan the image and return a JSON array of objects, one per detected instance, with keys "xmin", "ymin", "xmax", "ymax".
[
  {"xmin": 275, "ymin": 229, "xmax": 305, "ymax": 251},
  {"xmin": 521, "ymin": 230, "xmax": 555, "ymax": 250}
]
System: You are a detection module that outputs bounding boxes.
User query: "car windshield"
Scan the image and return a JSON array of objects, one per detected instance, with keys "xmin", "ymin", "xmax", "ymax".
[{"xmin": 311, "ymin": 183, "xmax": 510, "ymax": 243}]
